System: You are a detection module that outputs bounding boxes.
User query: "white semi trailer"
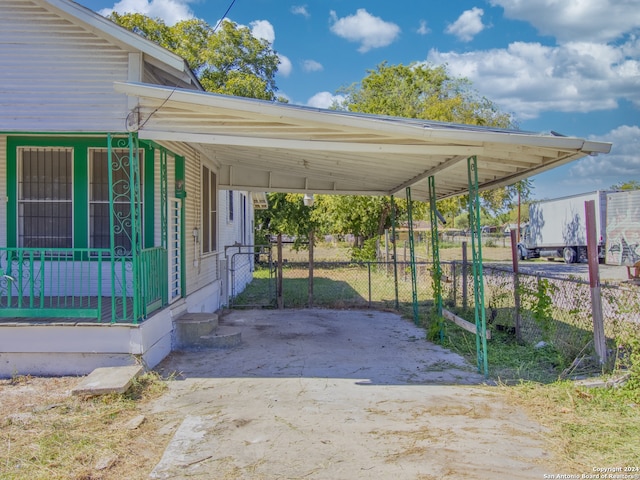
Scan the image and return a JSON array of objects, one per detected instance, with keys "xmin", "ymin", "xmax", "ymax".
[{"xmin": 518, "ymin": 191, "xmax": 610, "ymax": 264}]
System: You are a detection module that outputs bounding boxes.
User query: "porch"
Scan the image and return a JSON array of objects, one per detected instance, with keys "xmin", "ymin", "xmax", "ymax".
[
  {"xmin": 0, "ymin": 246, "xmax": 179, "ymax": 377},
  {"xmin": 0, "ymin": 246, "xmax": 168, "ymax": 324}
]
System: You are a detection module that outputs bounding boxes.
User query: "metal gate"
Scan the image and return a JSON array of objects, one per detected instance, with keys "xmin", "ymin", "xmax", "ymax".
[{"xmin": 228, "ymin": 245, "xmax": 276, "ymax": 308}]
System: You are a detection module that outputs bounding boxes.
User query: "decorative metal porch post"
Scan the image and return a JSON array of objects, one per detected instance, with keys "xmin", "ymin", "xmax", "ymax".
[
  {"xmin": 107, "ymin": 133, "xmax": 116, "ymax": 323},
  {"xmin": 107, "ymin": 133, "xmax": 145, "ymax": 323},
  {"xmin": 128, "ymin": 133, "xmax": 144, "ymax": 323},
  {"xmin": 405, "ymin": 187, "xmax": 419, "ymax": 325},
  {"xmin": 428, "ymin": 176, "xmax": 444, "ymax": 342},
  {"xmin": 467, "ymin": 156, "xmax": 489, "ymax": 377},
  {"xmin": 159, "ymin": 148, "xmax": 169, "ymax": 306}
]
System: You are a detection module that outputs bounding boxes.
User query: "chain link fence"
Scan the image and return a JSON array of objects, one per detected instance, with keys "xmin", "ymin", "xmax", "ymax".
[{"xmin": 234, "ymin": 259, "xmax": 640, "ymax": 381}]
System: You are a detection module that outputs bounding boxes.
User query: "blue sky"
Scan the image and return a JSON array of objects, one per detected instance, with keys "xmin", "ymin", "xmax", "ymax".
[{"xmin": 78, "ymin": 0, "xmax": 640, "ymax": 200}]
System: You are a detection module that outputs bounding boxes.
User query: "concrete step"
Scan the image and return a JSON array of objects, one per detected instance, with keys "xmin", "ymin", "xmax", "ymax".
[
  {"xmin": 174, "ymin": 313, "xmax": 219, "ymax": 349},
  {"xmin": 71, "ymin": 365, "xmax": 144, "ymax": 396},
  {"xmin": 198, "ymin": 326, "xmax": 242, "ymax": 349}
]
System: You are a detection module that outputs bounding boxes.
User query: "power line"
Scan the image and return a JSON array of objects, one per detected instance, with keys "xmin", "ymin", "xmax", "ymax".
[{"xmin": 212, "ymin": 0, "xmax": 238, "ymax": 33}]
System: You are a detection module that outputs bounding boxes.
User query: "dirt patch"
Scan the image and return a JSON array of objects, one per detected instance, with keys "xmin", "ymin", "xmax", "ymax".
[{"xmin": 0, "ymin": 375, "xmax": 170, "ymax": 480}]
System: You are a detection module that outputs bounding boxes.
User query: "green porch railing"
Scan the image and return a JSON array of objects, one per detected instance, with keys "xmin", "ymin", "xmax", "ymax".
[
  {"xmin": 0, "ymin": 247, "xmax": 168, "ymax": 323},
  {"xmin": 140, "ymin": 247, "xmax": 168, "ymax": 318}
]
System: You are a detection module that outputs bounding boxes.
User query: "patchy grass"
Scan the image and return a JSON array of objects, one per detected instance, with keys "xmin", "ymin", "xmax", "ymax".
[
  {"xmin": 430, "ymin": 315, "xmax": 640, "ymax": 469},
  {"xmin": 503, "ymin": 381, "xmax": 640, "ymax": 470},
  {"xmin": 0, "ymin": 372, "xmax": 169, "ymax": 480}
]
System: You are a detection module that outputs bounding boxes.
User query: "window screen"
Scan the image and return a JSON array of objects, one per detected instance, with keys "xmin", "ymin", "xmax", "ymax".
[{"xmin": 18, "ymin": 148, "xmax": 73, "ymax": 248}]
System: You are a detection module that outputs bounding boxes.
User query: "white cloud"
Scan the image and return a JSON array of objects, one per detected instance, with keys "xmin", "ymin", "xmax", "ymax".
[
  {"xmin": 532, "ymin": 125, "xmax": 640, "ymax": 197},
  {"xmin": 445, "ymin": 7, "xmax": 485, "ymax": 42},
  {"xmin": 417, "ymin": 20, "xmax": 430, "ymax": 36},
  {"xmin": 278, "ymin": 54, "xmax": 292, "ymax": 77},
  {"xmin": 307, "ymin": 91, "xmax": 345, "ymax": 109},
  {"xmin": 427, "ymin": 40, "xmax": 640, "ymax": 120},
  {"xmin": 569, "ymin": 125, "xmax": 640, "ymax": 180},
  {"xmin": 250, "ymin": 20, "xmax": 275, "ymax": 44},
  {"xmin": 99, "ymin": 0, "xmax": 193, "ymax": 25},
  {"xmin": 329, "ymin": 9, "xmax": 400, "ymax": 53},
  {"xmin": 291, "ymin": 5, "xmax": 310, "ymax": 19},
  {"xmin": 490, "ymin": 0, "xmax": 640, "ymax": 43},
  {"xmin": 302, "ymin": 60, "xmax": 323, "ymax": 72}
]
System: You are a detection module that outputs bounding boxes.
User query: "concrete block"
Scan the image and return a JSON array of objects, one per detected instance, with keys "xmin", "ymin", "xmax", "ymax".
[{"xmin": 71, "ymin": 365, "xmax": 144, "ymax": 396}]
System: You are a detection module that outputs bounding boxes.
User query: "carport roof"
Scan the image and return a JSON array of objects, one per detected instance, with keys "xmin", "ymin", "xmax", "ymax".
[{"xmin": 115, "ymin": 82, "xmax": 612, "ymax": 201}]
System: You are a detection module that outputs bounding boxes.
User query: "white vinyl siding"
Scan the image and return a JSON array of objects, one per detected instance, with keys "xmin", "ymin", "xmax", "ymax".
[{"xmin": 0, "ymin": 0, "xmax": 129, "ymax": 132}]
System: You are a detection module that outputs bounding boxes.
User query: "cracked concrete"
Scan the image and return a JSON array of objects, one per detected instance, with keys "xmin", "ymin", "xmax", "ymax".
[{"xmin": 149, "ymin": 309, "xmax": 551, "ymax": 479}]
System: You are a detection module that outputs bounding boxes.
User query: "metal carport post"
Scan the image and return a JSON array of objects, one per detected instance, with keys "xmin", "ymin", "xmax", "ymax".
[
  {"xmin": 467, "ymin": 155, "xmax": 488, "ymax": 377},
  {"xmin": 428, "ymin": 175, "xmax": 444, "ymax": 343}
]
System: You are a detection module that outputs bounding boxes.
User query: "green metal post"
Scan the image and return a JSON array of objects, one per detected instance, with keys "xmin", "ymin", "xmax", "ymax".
[
  {"xmin": 391, "ymin": 195, "xmax": 399, "ymax": 310},
  {"xmin": 467, "ymin": 156, "xmax": 489, "ymax": 377},
  {"xmin": 107, "ymin": 134, "xmax": 116, "ymax": 323},
  {"xmin": 159, "ymin": 148, "xmax": 168, "ymax": 306},
  {"xmin": 428, "ymin": 176, "xmax": 444, "ymax": 342},
  {"xmin": 129, "ymin": 132, "xmax": 144, "ymax": 323},
  {"xmin": 406, "ymin": 187, "xmax": 419, "ymax": 325},
  {"xmin": 160, "ymin": 149, "xmax": 168, "ymax": 250}
]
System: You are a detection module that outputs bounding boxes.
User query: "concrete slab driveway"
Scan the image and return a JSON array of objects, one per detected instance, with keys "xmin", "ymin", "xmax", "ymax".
[{"xmin": 149, "ymin": 309, "xmax": 552, "ymax": 479}]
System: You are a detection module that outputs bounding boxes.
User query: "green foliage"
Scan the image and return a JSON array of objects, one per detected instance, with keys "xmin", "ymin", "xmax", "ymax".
[
  {"xmin": 109, "ymin": 13, "xmax": 280, "ymax": 100},
  {"xmin": 519, "ymin": 277, "xmax": 558, "ymax": 341},
  {"xmin": 258, "ymin": 193, "xmax": 427, "ymax": 249},
  {"xmin": 350, "ymin": 237, "xmax": 378, "ymax": 262},
  {"xmin": 255, "ymin": 193, "xmax": 318, "ymax": 250},
  {"xmin": 616, "ymin": 323, "xmax": 640, "ymax": 396},
  {"xmin": 337, "ymin": 62, "xmax": 514, "ymax": 127},
  {"xmin": 609, "ymin": 180, "xmax": 640, "ymax": 191}
]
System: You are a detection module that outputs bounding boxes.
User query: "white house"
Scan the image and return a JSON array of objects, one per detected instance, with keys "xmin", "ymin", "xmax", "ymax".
[
  {"xmin": 0, "ymin": 0, "xmax": 256, "ymax": 376},
  {"xmin": 1, "ymin": 0, "xmax": 612, "ymax": 377}
]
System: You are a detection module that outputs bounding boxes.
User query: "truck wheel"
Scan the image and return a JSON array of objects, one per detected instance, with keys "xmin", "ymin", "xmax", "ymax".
[
  {"xmin": 518, "ymin": 245, "xmax": 526, "ymax": 261},
  {"xmin": 563, "ymin": 247, "xmax": 576, "ymax": 264}
]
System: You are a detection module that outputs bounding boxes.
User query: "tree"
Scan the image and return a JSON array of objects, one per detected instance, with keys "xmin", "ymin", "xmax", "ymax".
[
  {"xmin": 337, "ymin": 62, "xmax": 513, "ymax": 128},
  {"xmin": 255, "ymin": 193, "xmax": 319, "ymax": 250},
  {"xmin": 610, "ymin": 180, "xmax": 640, "ymax": 191},
  {"xmin": 316, "ymin": 196, "xmax": 426, "ymax": 248},
  {"xmin": 109, "ymin": 13, "xmax": 281, "ymax": 100},
  {"xmin": 329, "ymin": 62, "xmax": 525, "ymax": 241}
]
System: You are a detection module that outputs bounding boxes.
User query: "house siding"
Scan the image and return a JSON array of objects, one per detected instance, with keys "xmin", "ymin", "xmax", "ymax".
[
  {"xmin": 0, "ymin": 0, "xmax": 130, "ymax": 132},
  {"xmin": 0, "ymin": 0, "xmax": 259, "ymax": 375},
  {"xmin": 220, "ymin": 190, "xmax": 255, "ymax": 300}
]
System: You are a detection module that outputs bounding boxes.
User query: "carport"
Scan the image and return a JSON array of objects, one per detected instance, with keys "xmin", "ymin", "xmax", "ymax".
[{"xmin": 114, "ymin": 81, "xmax": 612, "ymax": 375}]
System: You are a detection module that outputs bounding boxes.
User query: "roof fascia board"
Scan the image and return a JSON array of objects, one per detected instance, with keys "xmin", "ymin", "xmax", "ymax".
[
  {"xmin": 43, "ymin": 0, "xmax": 189, "ymax": 73},
  {"xmin": 114, "ymin": 82, "xmax": 612, "ymax": 155}
]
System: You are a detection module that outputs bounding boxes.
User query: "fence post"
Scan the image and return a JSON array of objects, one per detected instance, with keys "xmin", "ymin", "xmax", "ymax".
[
  {"xmin": 462, "ymin": 241, "xmax": 468, "ymax": 310},
  {"xmin": 585, "ymin": 200, "xmax": 607, "ymax": 366},
  {"xmin": 451, "ymin": 261, "xmax": 457, "ymax": 306},
  {"xmin": 368, "ymin": 262, "xmax": 372, "ymax": 307},
  {"xmin": 308, "ymin": 229, "xmax": 314, "ymax": 308},
  {"xmin": 510, "ymin": 229, "xmax": 522, "ymax": 342},
  {"xmin": 277, "ymin": 234, "xmax": 283, "ymax": 309}
]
